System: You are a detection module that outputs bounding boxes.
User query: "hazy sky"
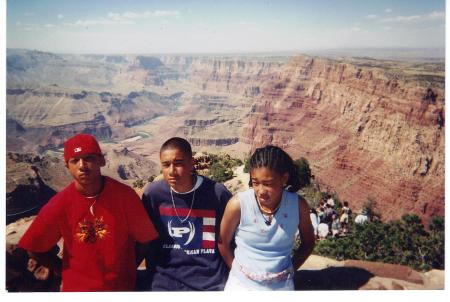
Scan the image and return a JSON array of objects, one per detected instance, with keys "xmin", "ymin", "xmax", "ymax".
[{"xmin": 6, "ymin": 0, "xmax": 446, "ymax": 54}]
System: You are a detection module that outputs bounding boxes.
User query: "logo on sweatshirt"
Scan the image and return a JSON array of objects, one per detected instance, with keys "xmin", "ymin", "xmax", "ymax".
[
  {"xmin": 168, "ymin": 220, "xmax": 196, "ymax": 245},
  {"xmin": 160, "ymin": 207, "xmax": 216, "ymax": 249}
]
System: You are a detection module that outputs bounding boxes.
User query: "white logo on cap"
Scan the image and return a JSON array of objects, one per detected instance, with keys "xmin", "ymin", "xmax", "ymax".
[{"xmin": 74, "ymin": 147, "xmax": 82, "ymax": 153}]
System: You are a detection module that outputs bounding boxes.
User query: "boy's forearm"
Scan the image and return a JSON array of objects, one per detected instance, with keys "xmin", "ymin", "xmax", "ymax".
[
  {"xmin": 27, "ymin": 251, "xmax": 62, "ymax": 276},
  {"xmin": 135, "ymin": 242, "xmax": 150, "ymax": 267}
]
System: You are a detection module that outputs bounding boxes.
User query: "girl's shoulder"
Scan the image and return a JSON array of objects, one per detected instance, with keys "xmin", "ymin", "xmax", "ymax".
[
  {"xmin": 237, "ymin": 188, "xmax": 254, "ymax": 200},
  {"xmin": 225, "ymin": 194, "xmax": 242, "ymax": 214}
]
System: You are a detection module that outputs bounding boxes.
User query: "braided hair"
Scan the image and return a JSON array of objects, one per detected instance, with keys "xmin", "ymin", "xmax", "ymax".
[{"xmin": 249, "ymin": 145, "xmax": 300, "ymax": 192}]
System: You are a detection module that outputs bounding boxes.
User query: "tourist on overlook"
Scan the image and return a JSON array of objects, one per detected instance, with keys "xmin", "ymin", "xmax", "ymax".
[
  {"xmin": 218, "ymin": 145, "xmax": 315, "ymax": 290},
  {"xmin": 316, "ymin": 200, "xmax": 326, "ymax": 223},
  {"xmin": 326, "ymin": 197, "xmax": 335, "ymax": 207},
  {"xmin": 318, "ymin": 222, "xmax": 330, "ymax": 240},
  {"xmin": 340, "ymin": 201, "xmax": 352, "ymax": 234},
  {"xmin": 141, "ymin": 137, "xmax": 232, "ymax": 291},
  {"xmin": 310, "ymin": 208, "xmax": 320, "ymax": 239},
  {"xmin": 19, "ymin": 133, "xmax": 158, "ymax": 291},
  {"xmin": 331, "ymin": 213, "xmax": 341, "ymax": 237},
  {"xmin": 355, "ymin": 209, "xmax": 369, "ymax": 224}
]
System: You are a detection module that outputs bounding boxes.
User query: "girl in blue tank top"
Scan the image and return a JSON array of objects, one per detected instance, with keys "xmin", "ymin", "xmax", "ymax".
[{"xmin": 218, "ymin": 145, "xmax": 316, "ymax": 290}]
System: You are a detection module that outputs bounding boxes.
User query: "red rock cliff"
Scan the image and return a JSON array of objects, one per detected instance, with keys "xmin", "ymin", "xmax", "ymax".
[{"xmin": 241, "ymin": 55, "xmax": 444, "ymax": 223}]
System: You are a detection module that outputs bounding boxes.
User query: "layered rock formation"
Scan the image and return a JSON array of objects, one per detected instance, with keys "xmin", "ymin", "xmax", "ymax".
[
  {"xmin": 6, "ymin": 49, "xmax": 444, "ymax": 224},
  {"xmin": 240, "ymin": 56, "xmax": 444, "ymax": 223},
  {"xmin": 160, "ymin": 56, "xmax": 285, "ymax": 94},
  {"xmin": 6, "ymin": 86, "xmax": 180, "ymax": 152},
  {"xmin": 6, "ymin": 153, "xmax": 69, "ymax": 224},
  {"xmin": 6, "ymin": 149, "xmax": 159, "ymax": 225}
]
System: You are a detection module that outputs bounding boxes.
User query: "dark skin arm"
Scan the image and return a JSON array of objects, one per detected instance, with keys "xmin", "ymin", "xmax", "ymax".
[
  {"xmin": 27, "ymin": 250, "xmax": 62, "ymax": 277},
  {"xmin": 135, "ymin": 241, "xmax": 151, "ymax": 268},
  {"xmin": 218, "ymin": 195, "xmax": 241, "ymax": 268},
  {"xmin": 292, "ymin": 197, "xmax": 316, "ymax": 270}
]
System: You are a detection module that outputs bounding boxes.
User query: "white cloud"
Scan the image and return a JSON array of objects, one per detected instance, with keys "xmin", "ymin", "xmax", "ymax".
[
  {"xmin": 22, "ymin": 25, "xmax": 41, "ymax": 31},
  {"xmin": 238, "ymin": 21, "xmax": 257, "ymax": 26},
  {"xmin": 57, "ymin": 14, "xmax": 64, "ymax": 19},
  {"xmin": 382, "ymin": 15, "xmax": 421, "ymax": 22},
  {"xmin": 365, "ymin": 14, "xmax": 378, "ymax": 19},
  {"xmin": 428, "ymin": 11, "xmax": 445, "ymax": 20},
  {"xmin": 16, "ymin": 22, "xmax": 41, "ymax": 31},
  {"xmin": 65, "ymin": 18, "xmax": 134, "ymax": 27},
  {"xmin": 107, "ymin": 10, "xmax": 180, "ymax": 21},
  {"xmin": 350, "ymin": 26, "xmax": 362, "ymax": 32},
  {"xmin": 45, "ymin": 24, "xmax": 55, "ymax": 28},
  {"xmin": 153, "ymin": 10, "xmax": 180, "ymax": 17},
  {"xmin": 107, "ymin": 12, "xmax": 120, "ymax": 19},
  {"xmin": 62, "ymin": 10, "xmax": 180, "ymax": 28},
  {"xmin": 381, "ymin": 11, "xmax": 445, "ymax": 23},
  {"xmin": 385, "ymin": 8, "xmax": 392, "ymax": 13},
  {"xmin": 122, "ymin": 11, "xmax": 149, "ymax": 19}
]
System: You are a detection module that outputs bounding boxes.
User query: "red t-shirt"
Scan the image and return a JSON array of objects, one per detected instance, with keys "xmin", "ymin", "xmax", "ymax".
[{"xmin": 19, "ymin": 176, "xmax": 158, "ymax": 291}]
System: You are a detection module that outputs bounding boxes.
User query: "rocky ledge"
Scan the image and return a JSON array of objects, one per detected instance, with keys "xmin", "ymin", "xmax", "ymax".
[{"xmin": 5, "ymin": 217, "xmax": 444, "ymax": 291}]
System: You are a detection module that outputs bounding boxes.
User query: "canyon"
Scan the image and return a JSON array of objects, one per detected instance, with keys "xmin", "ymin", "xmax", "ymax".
[{"xmin": 6, "ymin": 49, "xmax": 444, "ymax": 224}]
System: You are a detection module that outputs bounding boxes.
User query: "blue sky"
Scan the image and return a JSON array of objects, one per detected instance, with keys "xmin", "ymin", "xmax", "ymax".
[{"xmin": 5, "ymin": 0, "xmax": 446, "ymax": 54}]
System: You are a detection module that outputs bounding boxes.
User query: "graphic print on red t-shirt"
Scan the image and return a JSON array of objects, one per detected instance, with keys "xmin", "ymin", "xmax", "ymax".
[
  {"xmin": 160, "ymin": 207, "xmax": 216, "ymax": 250},
  {"xmin": 75, "ymin": 216, "xmax": 109, "ymax": 244}
]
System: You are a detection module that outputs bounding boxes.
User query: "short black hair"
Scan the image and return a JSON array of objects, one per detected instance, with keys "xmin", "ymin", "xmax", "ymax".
[{"xmin": 160, "ymin": 137, "xmax": 193, "ymax": 158}]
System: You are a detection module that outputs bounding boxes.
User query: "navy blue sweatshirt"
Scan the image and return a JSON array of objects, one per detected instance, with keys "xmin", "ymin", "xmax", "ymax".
[{"xmin": 142, "ymin": 176, "xmax": 231, "ymax": 291}]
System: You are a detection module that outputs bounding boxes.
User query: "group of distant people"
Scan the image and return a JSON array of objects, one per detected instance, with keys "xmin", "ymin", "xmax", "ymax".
[
  {"xmin": 18, "ymin": 133, "xmax": 316, "ymax": 291},
  {"xmin": 309, "ymin": 198, "xmax": 354, "ymax": 240}
]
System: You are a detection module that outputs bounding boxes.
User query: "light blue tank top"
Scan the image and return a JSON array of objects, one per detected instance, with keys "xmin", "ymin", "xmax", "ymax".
[{"xmin": 232, "ymin": 188, "xmax": 299, "ymax": 288}]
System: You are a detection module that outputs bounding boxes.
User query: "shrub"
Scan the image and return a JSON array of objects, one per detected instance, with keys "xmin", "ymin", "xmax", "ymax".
[
  {"xmin": 133, "ymin": 175, "xmax": 156, "ymax": 189},
  {"xmin": 202, "ymin": 153, "xmax": 242, "ymax": 183},
  {"xmin": 208, "ymin": 162, "xmax": 233, "ymax": 183},
  {"xmin": 243, "ymin": 156, "xmax": 250, "ymax": 173},
  {"xmin": 132, "ymin": 179, "xmax": 145, "ymax": 189},
  {"xmin": 314, "ymin": 214, "xmax": 445, "ymax": 271},
  {"xmin": 294, "ymin": 157, "xmax": 311, "ymax": 189}
]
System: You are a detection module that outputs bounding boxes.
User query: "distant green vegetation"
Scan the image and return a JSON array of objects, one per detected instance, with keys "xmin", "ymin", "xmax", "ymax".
[
  {"xmin": 200, "ymin": 152, "xmax": 243, "ymax": 183},
  {"xmin": 346, "ymin": 57, "xmax": 445, "ymax": 89},
  {"xmin": 314, "ymin": 214, "xmax": 445, "ymax": 271},
  {"xmin": 299, "ymin": 176, "xmax": 444, "ymax": 271},
  {"xmin": 132, "ymin": 175, "xmax": 156, "ymax": 189},
  {"xmin": 294, "ymin": 157, "xmax": 311, "ymax": 190},
  {"xmin": 243, "ymin": 156, "xmax": 250, "ymax": 173}
]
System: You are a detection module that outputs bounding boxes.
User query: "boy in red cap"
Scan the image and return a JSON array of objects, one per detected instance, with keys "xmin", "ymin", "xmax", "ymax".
[{"xmin": 19, "ymin": 133, "xmax": 158, "ymax": 291}]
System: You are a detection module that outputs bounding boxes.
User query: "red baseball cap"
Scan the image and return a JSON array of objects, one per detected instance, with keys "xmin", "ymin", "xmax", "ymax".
[{"xmin": 64, "ymin": 134, "xmax": 102, "ymax": 162}]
